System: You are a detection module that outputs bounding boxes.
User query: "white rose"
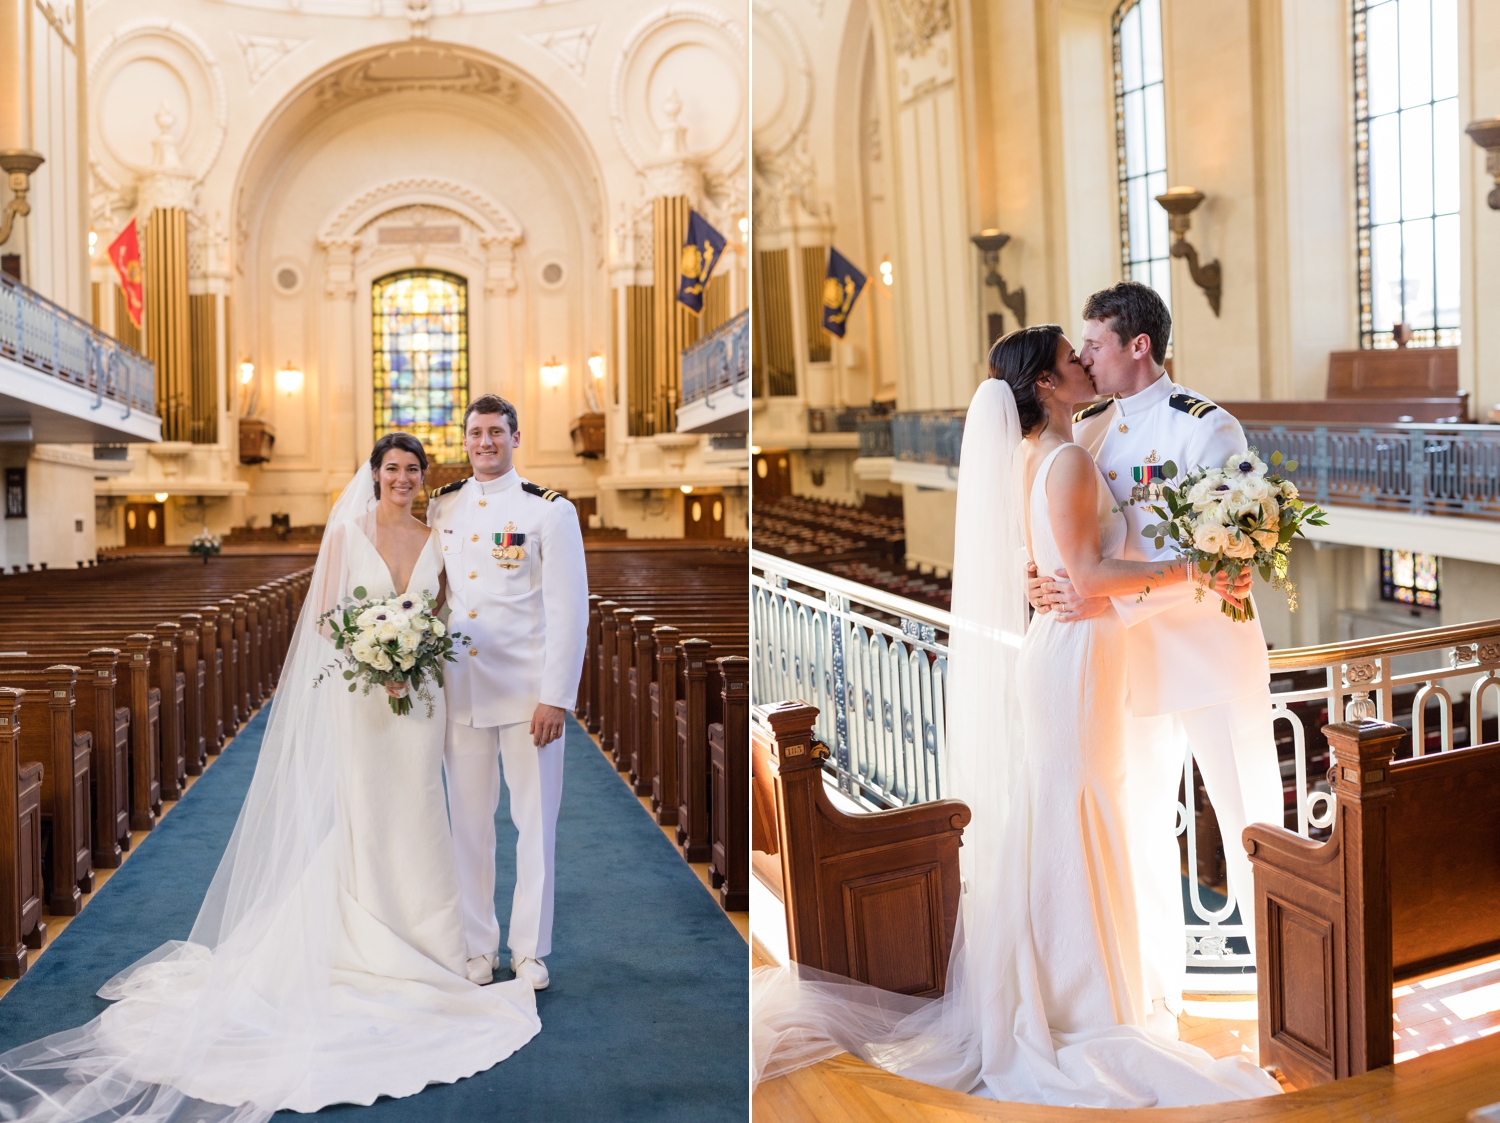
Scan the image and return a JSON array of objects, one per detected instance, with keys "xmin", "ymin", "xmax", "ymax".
[
  {"xmin": 351, "ymin": 636, "xmax": 379, "ymax": 665},
  {"xmin": 1185, "ymin": 477, "xmax": 1219, "ymax": 508},
  {"xmin": 1193, "ymin": 522, "xmax": 1229, "ymax": 554},
  {"xmin": 1224, "ymin": 530, "xmax": 1258, "ymax": 559},
  {"xmin": 1253, "ymin": 529, "xmax": 1279, "ymax": 551},
  {"xmin": 396, "ymin": 628, "xmax": 421, "ymax": 654},
  {"xmin": 374, "ymin": 619, "xmax": 403, "ymax": 642},
  {"xmin": 430, "ymin": 618, "xmax": 446, "ymax": 638},
  {"xmin": 1279, "ymin": 479, "xmax": 1299, "ymax": 500},
  {"xmin": 397, "ymin": 654, "xmax": 415, "ymax": 671},
  {"xmin": 1260, "ymin": 497, "xmax": 1280, "ymax": 528},
  {"xmin": 370, "ymin": 648, "xmax": 393, "ymax": 671},
  {"xmin": 1237, "ymin": 475, "xmax": 1273, "ymax": 502}
]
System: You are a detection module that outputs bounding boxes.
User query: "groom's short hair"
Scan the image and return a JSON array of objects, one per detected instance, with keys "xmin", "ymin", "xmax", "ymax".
[
  {"xmin": 463, "ymin": 394, "xmax": 519, "ymax": 436},
  {"xmin": 1082, "ymin": 281, "xmax": 1171, "ymax": 366}
]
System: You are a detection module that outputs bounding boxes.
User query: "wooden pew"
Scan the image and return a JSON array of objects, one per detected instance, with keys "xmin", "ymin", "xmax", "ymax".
[
  {"xmin": 7, "ymin": 666, "xmax": 92, "ymax": 915},
  {"xmin": 753, "ymin": 699, "xmax": 970, "ymax": 996},
  {"xmin": 0, "ymin": 689, "xmax": 45, "ymax": 977},
  {"xmin": 709, "ymin": 656, "xmax": 749, "ymax": 910},
  {"xmin": 0, "ymin": 650, "xmax": 129, "ymax": 868},
  {"xmin": 1244, "ymin": 718, "xmax": 1500, "ymax": 1088}
]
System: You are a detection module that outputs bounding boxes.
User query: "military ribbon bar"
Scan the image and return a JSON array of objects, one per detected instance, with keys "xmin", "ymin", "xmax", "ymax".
[
  {"xmin": 1132, "ymin": 465, "xmax": 1164, "ymax": 485},
  {"xmin": 676, "ymin": 210, "xmax": 727, "ymax": 314},
  {"xmin": 821, "ymin": 247, "xmax": 868, "ymax": 339}
]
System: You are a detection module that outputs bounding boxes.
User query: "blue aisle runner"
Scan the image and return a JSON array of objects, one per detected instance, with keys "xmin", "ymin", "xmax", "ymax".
[{"xmin": 0, "ymin": 709, "xmax": 748, "ymax": 1122}]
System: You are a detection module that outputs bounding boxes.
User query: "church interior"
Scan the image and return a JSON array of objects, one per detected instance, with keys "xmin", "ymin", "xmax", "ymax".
[
  {"xmin": 0, "ymin": 0, "xmax": 749, "ymax": 1119},
  {"xmin": 749, "ymin": 0, "xmax": 1500, "ymax": 1119}
]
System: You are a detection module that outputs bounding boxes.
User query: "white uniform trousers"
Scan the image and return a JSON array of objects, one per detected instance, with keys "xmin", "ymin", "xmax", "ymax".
[
  {"xmin": 444, "ymin": 720, "xmax": 565, "ymax": 962},
  {"xmin": 1125, "ymin": 686, "xmax": 1283, "ymax": 1014}
]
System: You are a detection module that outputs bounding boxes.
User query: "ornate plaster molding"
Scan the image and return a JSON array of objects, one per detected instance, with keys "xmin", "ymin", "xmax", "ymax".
[
  {"xmin": 749, "ymin": 0, "xmax": 812, "ymax": 161},
  {"xmin": 888, "ymin": 0, "xmax": 951, "ymax": 58},
  {"xmin": 234, "ymin": 32, "xmax": 310, "ymax": 89},
  {"xmin": 525, "ymin": 23, "xmax": 599, "ymax": 79},
  {"xmin": 317, "ymin": 176, "xmax": 525, "ymax": 245},
  {"xmin": 609, "ymin": 4, "xmax": 747, "ymax": 173},
  {"xmin": 88, "ymin": 19, "xmax": 229, "ymax": 184}
]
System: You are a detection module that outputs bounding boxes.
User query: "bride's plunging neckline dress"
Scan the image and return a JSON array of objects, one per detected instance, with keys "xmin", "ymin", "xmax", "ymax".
[{"xmin": 81, "ymin": 524, "xmax": 541, "ymax": 1114}]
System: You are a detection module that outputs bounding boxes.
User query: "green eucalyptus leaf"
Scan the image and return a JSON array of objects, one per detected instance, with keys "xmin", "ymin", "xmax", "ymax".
[
  {"xmin": 1269, "ymin": 450, "xmax": 1283, "ymax": 466},
  {"xmin": 1163, "ymin": 460, "xmax": 1178, "ymax": 479},
  {"xmin": 1284, "ymin": 460, "xmax": 1298, "ymax": 472},
  {"xmin": 343, "ymin": 670, "xmax": 355, "ymax": 680},
  {"xmin": 1198, "ymin": 557, "xmax": 1215, "ymax": 573},
  {"xmin": 352, "ymin": 586, "xmax": 367, "ymax": 600},
  {"xmin": 1154, "ymin": 537, "xmax": 1166, "ymax": 550}
]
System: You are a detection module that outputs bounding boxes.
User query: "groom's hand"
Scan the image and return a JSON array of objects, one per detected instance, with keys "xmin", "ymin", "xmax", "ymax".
[
  {"xmin": 1039, "ymin": 568, "xmax": 1111, "ymax": 622},
  {"xmin": 530, "ymin": 703, "xmax": 566, "ymax": 747}
]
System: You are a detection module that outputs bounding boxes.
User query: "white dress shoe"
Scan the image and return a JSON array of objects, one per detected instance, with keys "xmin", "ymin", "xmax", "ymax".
[
  {"xmin": 510, "ymin": 955, "xmax": 549, "ymax": 990},
  {"xmin": 465, "ymin": 956, "xmax": 495, "ymax": 985}
]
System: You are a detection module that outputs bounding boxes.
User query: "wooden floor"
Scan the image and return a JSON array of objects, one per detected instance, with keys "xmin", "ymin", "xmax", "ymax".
[{"xmin": 752, "ymin": 881, "xmax": 1500, "ymax": 1120}]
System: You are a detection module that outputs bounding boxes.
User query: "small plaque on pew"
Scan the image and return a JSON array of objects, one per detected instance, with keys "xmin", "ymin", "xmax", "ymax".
[
  {"xmin": 786, "ymin": 743, "xmax": 805, "ymax": 757},
  {"xmin": 1343, "ymin": 766, "xmax": 1359, "ymax": 782},
  {"xmin": 1365, "ymin": 769, "xmax": 1384, "ymax": 782}
]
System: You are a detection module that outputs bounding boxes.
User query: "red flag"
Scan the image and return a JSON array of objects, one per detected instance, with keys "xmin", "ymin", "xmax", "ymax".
[{"xmin": 107, "ymin": 219, "xmax": 143, "ymax": 329}]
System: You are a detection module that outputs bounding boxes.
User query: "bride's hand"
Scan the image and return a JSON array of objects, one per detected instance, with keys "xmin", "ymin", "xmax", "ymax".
[
  {"xmin": 1209, "ymin": 568, "xmax": 1254, "ymax": 608},
  {"xmin": 1039, "ymin": 569, "xmax": 1111, "ymax": 623},
  {"xmin": 384, "ymin": 681, "xmax": 409, "ymax": 699}
]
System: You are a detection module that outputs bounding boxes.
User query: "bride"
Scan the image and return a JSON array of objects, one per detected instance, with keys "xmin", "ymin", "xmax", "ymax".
[
  {"xmin": 0, "ymin": 433, "xmax": 540, "ymax": 1121},
  {"xmin": 753, "ymin": 327, "xmax": 1281, "ymax": 1107}
]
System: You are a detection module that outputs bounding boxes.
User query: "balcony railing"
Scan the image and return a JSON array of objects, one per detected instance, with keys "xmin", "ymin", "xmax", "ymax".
[
  {"xmin": 751, "ymin": 545, "xmax": 1500, "ymax": 988},
  {"xmin": 680, "ymin": 309, "xmax": 748, "ymax": 409},
  {"xmin": 0, "ymin": 272, "xmax": 155, "ymax": 417},
  {"xmin": 891, "ymin": 409, "xmax": 964, "ymax": 468},
  {"xmin": 857, "ymin": 416, "xmax": 893, "ymax": 459},
  {"xmin": 1244, "ymin": 421, "xmax": 1500, "ymax": 520}
]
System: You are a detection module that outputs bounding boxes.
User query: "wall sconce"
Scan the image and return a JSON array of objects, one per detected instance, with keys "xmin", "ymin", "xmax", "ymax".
[
  {"xmin": 680, "ymin": 484, "xmax": 693, "ymax": 494},
  {"xmin": 239, "ymin": 361, "xmax": 255, "ymax": 385},
  {"xmin": 737, "ymin": 215, "xmax": 749, "ymax": 242},
  {"xmin": 970, "ymin": 230, "xmax": 1027, "ymax": 330},
  {"xmin": 540, "ymin": 357, "xmax": 567, "ymax": 389},
  {"xmin": 1464, "ymin": 118, "xmax": 1500, "ymax": 209},
  {"xmin": 1154, "ymin": 187, "xmax": 1221, "ymax": 316},
  {"xmin": 153, "ymin": 491, "xmax": 169, "ymax": 503},
  {"xmin": 275, "ymin": 362, "xmax": 303, "ymax": 395},
  {"xmin": 879, "ymin": 257, "xmax": 894, "ymax": 286},
  {"xmin": 587, "ymin": 353, "xmax": 605, "ymax": 381},
  {"xmin": 0, "ymin": 149, "xmax": 44, "ymax": 246},
  {"xmin": 88, "ymin": 230, "xmax": 98, "ymax": 257}
]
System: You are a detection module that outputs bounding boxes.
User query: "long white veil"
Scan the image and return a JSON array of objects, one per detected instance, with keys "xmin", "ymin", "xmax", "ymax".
[
  {"xmin": 751, "ymin": 378, "xmax": 1279, "ymax": 1106},
  {"xmin": 751, "ymin": 376, "xmax": 1029, "ymax": 1093},
  {"xmin": 0, "ymin": 469, "xmax": 442, "ymax": 1122}
]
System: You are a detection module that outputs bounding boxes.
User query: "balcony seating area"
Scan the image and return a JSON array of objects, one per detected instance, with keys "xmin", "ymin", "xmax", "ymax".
[
  {"xmin": 824, "ymin": 560, "xmax": 951, "ymax": 612},
  {"xmin": 752, "ymin": 496, "xmax": 906, "ymax": 566}
]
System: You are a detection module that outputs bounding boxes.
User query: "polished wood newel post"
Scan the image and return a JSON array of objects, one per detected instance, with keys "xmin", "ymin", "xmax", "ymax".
[{"xmin": 1246, "ymin": 718, "xmax": 1402, "ymax": 1087}]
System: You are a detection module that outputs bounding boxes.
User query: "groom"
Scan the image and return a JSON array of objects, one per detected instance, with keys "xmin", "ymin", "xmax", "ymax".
[
  {"xmin": 427, "ymin": 394, "xmax": 589, "ymax": 989},
  {"xmin": 1031, "ymin": 282, "xmax": 1283, "ymax": 1027}
]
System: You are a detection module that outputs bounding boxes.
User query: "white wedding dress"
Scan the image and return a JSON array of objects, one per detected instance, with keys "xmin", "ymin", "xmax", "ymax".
[
  {"xmin": 0, "ymin": 473, "xmax": 539, "ymax": 1122},
  {"xmin": 752, "ymin": 380, "xmax": 1279, "ymax": 1107}
]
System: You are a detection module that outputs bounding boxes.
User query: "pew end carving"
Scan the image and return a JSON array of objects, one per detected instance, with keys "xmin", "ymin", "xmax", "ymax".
[
  {"xmin": 753, "ymin": 700, "xmax": 970, "ymax": 997},
  {"xmin": 1247, "ymin": 718, "xmax": 1500, "ymax": 1089}
]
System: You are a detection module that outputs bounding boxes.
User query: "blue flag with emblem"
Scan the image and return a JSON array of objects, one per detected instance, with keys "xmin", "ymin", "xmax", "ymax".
[
  {"xmin": 821, "ymin": 248, "xmax": 868, "ymax": 339},
  {"xmin": 676, "ymin": 210, "xmax": 727, "ymax": 314}
]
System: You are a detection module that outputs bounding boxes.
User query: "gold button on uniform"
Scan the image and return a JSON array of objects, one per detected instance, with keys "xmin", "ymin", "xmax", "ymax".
[
  {"xmin": 1108, "ymin": 470, "xmax": 1117, "ymax": 480},
  {"xmin": 471, "ymin": 534, "xmax": 479, "ymax": 542},
  {"xmin": 469, "ymin": 571, "xmax": 477, "ymax": 579},
  {"xmin": 1117, "ymin": 423, "xmax": 1129, "ymax": 433},
  {"xmin": 468, "ymin": 609, "xmax": 477, "ymax": 618},
  {"xmin": 478, "ymin": 499, "xmax": 487, "ymax": 507},
  {"xmin": 469, "ymin": 647, "xmax": 478, "ymax": 657}
]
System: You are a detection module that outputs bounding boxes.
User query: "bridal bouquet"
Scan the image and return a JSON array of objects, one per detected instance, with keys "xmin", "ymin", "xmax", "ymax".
[
  {"xmin": 1132, "ymin": 449, "xmax": 1329, "ymax": 623},
  {"xmin": 315, "ymin": 587, "xmax": 469, "ymax": 715}
]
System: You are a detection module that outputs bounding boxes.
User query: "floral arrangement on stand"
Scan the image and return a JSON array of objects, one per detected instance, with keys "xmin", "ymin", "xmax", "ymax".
[
  {"xmin": 315, "ymin": 587, "xmax": 469, "ymax": 716},
  {"xmin": 1130, "ymin": 449, "xmax": 1329, "ymax": 622},
  {"xmin": 188, "ymin": 528, "xmax": 222, "ymax": 563}
]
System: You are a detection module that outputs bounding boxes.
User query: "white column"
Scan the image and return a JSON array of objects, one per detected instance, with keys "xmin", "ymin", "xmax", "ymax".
[{"xmin": 319, "ymin": 237, "xmax": 361, "ymax": 474}]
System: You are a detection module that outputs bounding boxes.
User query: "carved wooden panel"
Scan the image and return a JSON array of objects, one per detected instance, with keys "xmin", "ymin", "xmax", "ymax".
[
  {"xmin": 841, "ymin": 865, "xmax": 943, "ymax": 996},
  {"xmin": 1268, "ymin": 897, "xmax": 1336, "ymax": 1062}
]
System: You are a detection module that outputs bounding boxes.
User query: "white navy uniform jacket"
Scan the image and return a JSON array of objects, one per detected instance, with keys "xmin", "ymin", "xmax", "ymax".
[
  {"xmin": 1072, "ymin": 374, "xmax": 1271, "ymax": 717},
  {"xmin": 426, "ymin": 468, "xmax": 589, "ymax": 728}
]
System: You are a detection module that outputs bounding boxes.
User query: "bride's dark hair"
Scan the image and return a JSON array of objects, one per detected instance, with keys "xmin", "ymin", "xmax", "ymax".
[
  {"xmin": 369, "ymin": 432, "xmax": 429, "ymax": 498},
  {"xmin": 986, "ymin": 324, "xmax": 1065, "ymax": 436}
]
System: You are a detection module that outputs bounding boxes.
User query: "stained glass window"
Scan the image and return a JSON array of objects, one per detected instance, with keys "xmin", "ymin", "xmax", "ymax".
[
  {"xmin": 372, "ymin": 270, "xmax": 469, "ymax": 463},
  {"xmin": 1354, "ymin": 0, "xmax": 1460, "ymax": 349},
  {"xmin": 1114, "ymin": 0, "xmax": 1172, "ymax": 311},
  {"xmin": 1381, "ymin": 548, "xmax": 1440, "ymax": 608}
]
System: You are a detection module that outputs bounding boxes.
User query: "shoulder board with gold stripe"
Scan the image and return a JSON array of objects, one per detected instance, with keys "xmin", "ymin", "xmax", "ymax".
[
  {"xmin": 430, "ymin": 478, "xmax": 469, "ymax": 497},
  {"xmin": 1073, "ymin": 399, "xmax": 1111, "ymax": 422},
  {"xmin": 522, "ymin": 481, "xmax": 563, "ymax": 502},
  {"xmin": 1169, "ymin": 393, "xmax": 1219, "ymax": 419}
]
